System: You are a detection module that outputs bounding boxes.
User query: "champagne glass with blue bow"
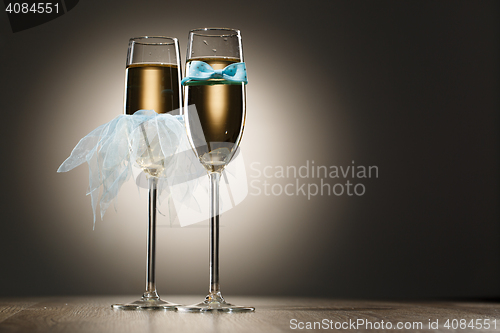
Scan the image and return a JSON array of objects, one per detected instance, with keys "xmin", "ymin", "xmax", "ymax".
[
  {"xmin": 112, "ymin": 36, "xmax": 182, "ymax": 310},
  {"xmin": 178, "ymin": 28, "xmax": 254, "ymax": 312}
]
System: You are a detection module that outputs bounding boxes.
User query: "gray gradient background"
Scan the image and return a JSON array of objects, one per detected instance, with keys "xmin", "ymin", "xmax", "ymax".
[{"xmin": 0, "ymin": 1, "xmax": 498, "ymax": 299}]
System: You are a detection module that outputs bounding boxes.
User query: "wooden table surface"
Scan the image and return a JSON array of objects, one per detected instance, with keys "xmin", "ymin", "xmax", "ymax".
[{"xmin": 1, "ymin": 296, "xmax": 500, "ymax": 333}]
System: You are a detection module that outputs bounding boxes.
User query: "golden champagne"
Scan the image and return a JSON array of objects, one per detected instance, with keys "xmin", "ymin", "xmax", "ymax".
[
  {"xmin": 125, "ymin": 64, "xmax": 180, "ymax": 115},
  {"xmin": 185, "ymin": 57, "xmax": 245, "ymax": 172},
  {"xmin": 125, "ymin": 64, "xmax": 180, "ymax": 176}
]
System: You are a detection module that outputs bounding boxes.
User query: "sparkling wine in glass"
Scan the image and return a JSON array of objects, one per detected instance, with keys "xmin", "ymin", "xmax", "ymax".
[
  {"xmin": 112, "ymin": 36, "xmax": 182, "ymax": 310},
  {"xmin": 178, "ymin": 28, "xmax": 254, "ymax": 312}
]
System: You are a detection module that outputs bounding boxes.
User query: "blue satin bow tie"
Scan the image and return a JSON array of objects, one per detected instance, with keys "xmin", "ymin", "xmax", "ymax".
[{"xmin": 181, "ymin": 61, "xmax": 248, "ymax": 86}]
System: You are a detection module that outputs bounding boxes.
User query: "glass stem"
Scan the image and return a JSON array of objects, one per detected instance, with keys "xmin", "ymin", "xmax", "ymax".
[
  {"xmin": 208, "ymin": 172, "xmax": 223, "ymax": 301},
  {"xmin": 144, "ymin": 176, "xmax": 159, "ymax": 300}
]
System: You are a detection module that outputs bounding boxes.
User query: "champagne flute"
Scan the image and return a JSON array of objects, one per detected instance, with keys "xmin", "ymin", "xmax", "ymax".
[
  {"xmin": 112, "ymin": 36, "xmax": 182, "ymax": 310},
  {"xmin": 178, "ymin": 28, "xmax": 254, "ymax": 312}
]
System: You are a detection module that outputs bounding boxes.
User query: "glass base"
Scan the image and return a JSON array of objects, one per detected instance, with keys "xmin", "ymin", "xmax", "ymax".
[
  {"xmin": 112, "ymin": 296, "xmax": 178, "ymax": 310},
  {"xmin": 177, "ymin": 293, "xmax": 254, "ymax": 313}
]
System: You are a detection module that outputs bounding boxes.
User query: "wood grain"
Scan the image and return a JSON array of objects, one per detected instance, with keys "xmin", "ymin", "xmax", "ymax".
[{"xmin": 0, "ymin": 296, "xmax": 499, "ymax": 333}]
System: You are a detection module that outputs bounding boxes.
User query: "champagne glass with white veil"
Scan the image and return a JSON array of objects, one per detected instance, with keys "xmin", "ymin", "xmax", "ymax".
[{"xmin": 112, "ymin": 36, "xmax": 182, "ymax": 310}]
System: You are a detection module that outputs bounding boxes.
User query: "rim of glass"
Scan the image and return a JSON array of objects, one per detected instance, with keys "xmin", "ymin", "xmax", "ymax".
[
  {"xmin": 129, "ymin": 36, "xmax": 178, "ymax": 45},
  {"xmin": 189, "ymin": 28, "xmax": 240, "ymax": 37}
]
